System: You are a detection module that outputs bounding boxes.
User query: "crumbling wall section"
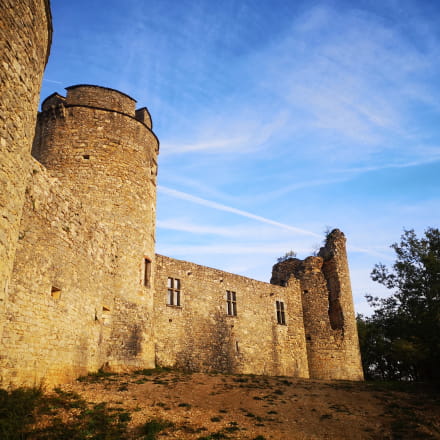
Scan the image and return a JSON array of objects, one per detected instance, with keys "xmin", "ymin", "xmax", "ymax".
[
  {"xmin": 154, "ymin": 255, "xmax": 309, "ymax": 378},
  {"xmin": 271, "ymin": 230, "xmax": 364, "ymax": 380}
]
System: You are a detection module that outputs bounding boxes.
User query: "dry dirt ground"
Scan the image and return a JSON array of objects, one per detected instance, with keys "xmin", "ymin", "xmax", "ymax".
[{"xmin": 56, "ymin": 368, "xmax": 439, "ymax": 440}]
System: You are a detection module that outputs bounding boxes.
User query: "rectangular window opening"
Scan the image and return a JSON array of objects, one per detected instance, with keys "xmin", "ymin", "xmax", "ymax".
[
  {"xmin": 226, "ymin": 290, "xmax": 237, "ymax": 316},
  {"xmin": 144, "ymin": 258, "xmax": 151, "ymax": 287},
  {"xmin": 276, "ymin": 300, "xmax": 286, "ymax": 325},
  {"xmin": 51, "ymin": 286, "xmax": 61, "ymax": 300},
  {"xmin": 167, "ymin": 277, "xmax": 181, "ymax": 306},
  {"xmin": 82, "ymin": 154, "xmax": 90, "ymax": 160}
]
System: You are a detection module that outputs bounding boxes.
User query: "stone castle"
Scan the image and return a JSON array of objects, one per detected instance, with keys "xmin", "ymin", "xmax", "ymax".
[{"xmin": 0, "ymin": 0, "xmax": 363, "ymax": 387}]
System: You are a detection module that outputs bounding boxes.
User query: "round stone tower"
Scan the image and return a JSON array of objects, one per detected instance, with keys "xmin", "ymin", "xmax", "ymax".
[
  {"xmin": 0, "ymin": 0, "xmax": 52, "ymax": 302},
  {"xmin": 33, "ymin": 85, "xmax": 158, "ymax": 299},
  {"xmin": 32, "ymin": 85, "xmax": 159, "ymax": 368}
]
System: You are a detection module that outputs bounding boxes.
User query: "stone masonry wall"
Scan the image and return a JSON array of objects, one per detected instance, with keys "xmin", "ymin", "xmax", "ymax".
[
  {"xmin": 0, "ymin": 0, "xmax": 52, "ymax": 326},
  {"xmin": 1, "ymin": 158, "xmax": 156, "ymax": 388},
  {"xmin": 154, "ymin": 255, "xmax": 310, "ymax": 378},
  {"xmin": 271, "ymin": 230, "xmax": 364, "ymax": 380},
  {"xmin": 1, "ymin": 160, "xmax": 111, "ymax": 387}
]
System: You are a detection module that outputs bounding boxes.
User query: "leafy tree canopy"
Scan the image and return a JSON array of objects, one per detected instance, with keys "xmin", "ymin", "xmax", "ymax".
[{"xmin": 358, "ymin": 228, "xmax": 440, "ymax": 382}]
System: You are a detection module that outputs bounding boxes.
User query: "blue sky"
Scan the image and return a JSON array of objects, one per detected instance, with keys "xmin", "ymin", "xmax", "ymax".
[{"xmin": 41, "ymin": 0, "xmax": 440, "ymax": 315}]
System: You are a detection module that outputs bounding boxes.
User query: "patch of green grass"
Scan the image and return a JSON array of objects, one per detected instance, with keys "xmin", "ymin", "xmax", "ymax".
[
  {"xmin": 0, "ymin": 386, "xmax": 43, "ymax": 439},
  {"xmin": 197, "ymin": 431, "xmax": 229, "ymax": 440},
  {"xmin": 152, "ymin": 379, "xmax": 169, "ymax": 385},
  {"xmin": 232, "ymin": 377, "xmax": 249, "ymax": 383},
  {"xmin": 139, "ymin": 418, "xmax": 174, "ymax": 440},
  {"xmin": 134, "ymin": 378, "xmax": 148, "ymax": 384},
  {"xmin": 178, "ymin": 402, "xmax": 192, "ymax": 409},
  {"xmin": 77, "ymin": 368, "xmax": 116, "ymax": 383},
  {"xmin": 0, "ymin": 386, "xmax": 132, "ymax": 440}
]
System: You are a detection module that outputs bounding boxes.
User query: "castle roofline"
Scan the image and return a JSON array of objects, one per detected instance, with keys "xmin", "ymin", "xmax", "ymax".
[{"xmin": 65, "ymin": 84, "xmax": 137, "ymax": 103}]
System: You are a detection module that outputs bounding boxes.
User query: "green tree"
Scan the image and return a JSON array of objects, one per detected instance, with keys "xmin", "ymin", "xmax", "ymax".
[{"xmin": 364, "ymin": 228, "xmax": 440, "ymax": 381}]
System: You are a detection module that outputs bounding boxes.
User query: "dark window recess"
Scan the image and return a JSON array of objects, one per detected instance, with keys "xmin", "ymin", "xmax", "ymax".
[
  {"xmin": 280, "ymin": 280, "xmax": 287, "ymax": 287},
  {"xmin": 82, "ymin": 154, "xmax": 90, "ymax": 159},
  {"xmin": 167, "ymin": 277, "xmax": 181, "ymax": 306},
  {"xmin": 51, "ymin": 286, "xmax": 61, "ymax": 300},
  {"xmin": 144, "ymin": 258, "xmax": 151, "ymax": 287},
  {"xmin": 226, "ymin": 290, "xmax": 237, "ymax": 316},
  {"xmin": 276, "ymin": 300, "xmax": 286, "ymax": 325}
]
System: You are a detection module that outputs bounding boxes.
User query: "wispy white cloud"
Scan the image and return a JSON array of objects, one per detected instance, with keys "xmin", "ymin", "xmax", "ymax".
[
  {"xmin": 338, "ymin": 152, "xmax": 440, "ymax": 174},
  {"xmin": 43, "ymin": 78, "xmax": 63, "ymax": 84},
  {"xmin": 157, "ymin": 218, "xmax": 285, "ymax": 239},
  {"xmin": 158, "ymin": 185, "xmax": 321, "ymax": 238},
  {"xmin": 157, "ymin": 243, "xmax": 312, "ymax": 256},
  {"xmin": 161, "ymin": 112, "xmax": 288, "ymax": 155}
]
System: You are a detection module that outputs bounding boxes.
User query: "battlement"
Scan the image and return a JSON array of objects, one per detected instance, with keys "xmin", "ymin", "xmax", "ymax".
[
  {"xmin": 40, "ymin": 85, "xmax": 153, "ymax": 130},
  {"xmin": 65, "ymin": 84, "xmax": 136, "ymax": 115}
]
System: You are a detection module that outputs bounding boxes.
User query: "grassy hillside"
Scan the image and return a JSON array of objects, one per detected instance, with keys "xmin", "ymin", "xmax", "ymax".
[{"xmin": 1, "ymin": 368, "xmax": 439, "ymax": 439}]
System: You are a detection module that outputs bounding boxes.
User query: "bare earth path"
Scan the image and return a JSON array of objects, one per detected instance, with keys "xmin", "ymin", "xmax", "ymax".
[{"xmin": 58, "ymin": 369, "xmax": 439, "ymax": 439}]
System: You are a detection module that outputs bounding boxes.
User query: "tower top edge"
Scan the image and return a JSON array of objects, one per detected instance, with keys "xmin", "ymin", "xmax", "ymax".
[{"xmin": 65, "ymin": 84, "xmax": 137, "ymax": 103}]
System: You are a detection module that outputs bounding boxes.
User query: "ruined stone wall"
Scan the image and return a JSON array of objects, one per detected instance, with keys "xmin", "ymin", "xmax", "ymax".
[
  {"xmin": 271, "ymin": 230, "xmax": 364, "ymax": 380},
  {"xmin": 154, "ymin": 255, "xmax": 309, "ymax": 378},
  {"xmin": 0, "ymin": 0, "xmax": 52, "ymax": 318}
]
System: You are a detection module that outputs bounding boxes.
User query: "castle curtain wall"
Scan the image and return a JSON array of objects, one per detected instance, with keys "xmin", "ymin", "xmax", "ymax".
[{"xmin": 154, "ymin": 255, "xmax": 310, "ymax": 378}]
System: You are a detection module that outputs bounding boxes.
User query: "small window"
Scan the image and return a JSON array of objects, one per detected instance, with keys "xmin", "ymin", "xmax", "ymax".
[
  {"xmin": 167, "ymin": 277, "xmax": 181, "ymax": 306},
  {"xmin": 276, "ymin": 300, "xmax": 286, "ymax": 325},
  {"xmin": 51, "ymin": 286, "xmax": 61, "ymax": 300},
  {"xmin": 226, "ymin": 290, "xmax": 237, "ymax": 316},
  {"xmin": 144, "ymin": 258, "xmax": 151, "ymax": 287},
  {"xmin": 82, "ymin": 154, "xmax": 90, "ymax": 160}
]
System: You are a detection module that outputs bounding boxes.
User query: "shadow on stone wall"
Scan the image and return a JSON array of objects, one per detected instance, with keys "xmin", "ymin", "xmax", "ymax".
[{"xmin": 174, "ymin": 310, "xmax": 237, "ymax": 373}]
